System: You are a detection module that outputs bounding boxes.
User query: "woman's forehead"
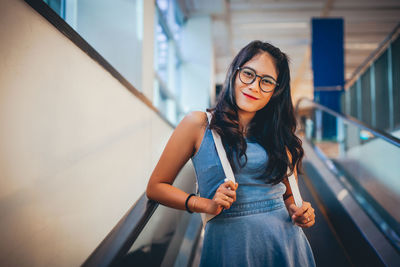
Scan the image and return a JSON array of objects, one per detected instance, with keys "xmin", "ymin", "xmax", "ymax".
[{"xmin": 243, "ymin": 52, "xmax": 278, "ymax": 77}]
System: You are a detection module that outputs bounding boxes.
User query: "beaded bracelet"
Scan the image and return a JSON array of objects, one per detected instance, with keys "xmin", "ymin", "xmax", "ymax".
[{"xmin": 185, "ymin": 193, "xmax": 196, "ymax": 213}]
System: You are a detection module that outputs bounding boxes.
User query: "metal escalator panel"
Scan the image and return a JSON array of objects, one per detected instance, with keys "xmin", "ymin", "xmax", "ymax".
[
  {"xmin": 118, "ymin": 203, "xmax": 202, "ymax": 267},
  {"xmin": 82, "ymin": 192, "xmax": 203, "ymax": 267},
  {"xmin": 297, "ymin": 99, "xmax": 400, "ymax": 255},
  {"xmin": 82, "ymin": 163, "xmax": 203, "ymax": 267}
]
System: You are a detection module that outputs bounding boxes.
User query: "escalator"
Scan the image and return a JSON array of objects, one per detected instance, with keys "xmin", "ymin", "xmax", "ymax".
[
  {"xmin": 82, "ymin": 99, "xmax": 400, "ymax": 267},
  {"xmin": 297, "ymin": 98, "xmax": 400, "ymax": 266}
]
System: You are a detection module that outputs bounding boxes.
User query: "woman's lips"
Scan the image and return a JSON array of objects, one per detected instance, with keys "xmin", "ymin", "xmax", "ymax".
[{"xmin": 242, "ymin": 92, "xmax": 258, "ymax": 100}]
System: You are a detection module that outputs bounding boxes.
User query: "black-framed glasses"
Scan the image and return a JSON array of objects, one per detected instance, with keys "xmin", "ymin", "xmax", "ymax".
[{"xmin": 237, "ymin": 67, "xmax": 279, "ymax": 93}]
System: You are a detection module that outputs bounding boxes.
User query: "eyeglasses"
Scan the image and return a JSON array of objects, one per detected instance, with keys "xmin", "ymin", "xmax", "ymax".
[{"xmin": 237, "ymin": 67, "xmax": 279, "ymax": 93}]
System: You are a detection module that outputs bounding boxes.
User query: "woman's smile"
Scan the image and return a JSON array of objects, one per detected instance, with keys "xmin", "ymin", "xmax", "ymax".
[{"xmin": 242, "ymin": 91, "xmax": 259, "ymax": 100}]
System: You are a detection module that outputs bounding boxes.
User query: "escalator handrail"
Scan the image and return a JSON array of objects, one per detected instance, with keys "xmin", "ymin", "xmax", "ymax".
[
  {"xmin": 296, "ymin": 98, "xmax": 400, "ymax": 148},
  {"xmin": 82, "ymin": 193, "xmax": 158, "ymax": 267}
]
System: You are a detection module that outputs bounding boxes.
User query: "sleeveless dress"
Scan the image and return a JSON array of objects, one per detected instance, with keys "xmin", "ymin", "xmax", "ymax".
[{"xmin": 191, "ymin": 126, "xmax": 316, "ymax": 267}]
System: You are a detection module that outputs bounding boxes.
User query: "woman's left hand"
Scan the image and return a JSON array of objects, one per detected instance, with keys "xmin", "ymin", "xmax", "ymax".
[{"xmin": 288, "ymin": 201, "xmax": 315, "ymax": 228}]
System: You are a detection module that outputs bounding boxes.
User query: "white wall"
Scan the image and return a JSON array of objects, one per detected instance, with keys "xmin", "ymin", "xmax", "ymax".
[
  {"xmin": 180, "ymin": 16, "xmax": 214, "ymax": 112},
  {"xmin": 141, "ymin": 0, "xmax": 155, "ymax": 101},
  {"xmin": 0, "ymin": 0, "xmax": 194, "ymax": 266}
]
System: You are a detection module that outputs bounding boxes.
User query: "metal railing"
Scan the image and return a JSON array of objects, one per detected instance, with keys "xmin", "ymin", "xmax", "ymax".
[{"xmin": 296, "ymin": 97, "xmax": 400, "ymax": 148}]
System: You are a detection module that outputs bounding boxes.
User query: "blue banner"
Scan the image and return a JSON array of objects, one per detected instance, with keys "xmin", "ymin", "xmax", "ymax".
[{"xmin": 312, "ymin": 18, "xmax": 344, "ymax": 138}]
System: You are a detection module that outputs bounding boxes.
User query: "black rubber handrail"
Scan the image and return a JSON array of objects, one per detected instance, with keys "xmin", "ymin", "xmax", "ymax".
[
  {"xmin": 296, "ymin": 98, "xmax": 400, "ymax": 148},
  {"xmin": 81, "ymin": 193, "xmax": 158, "ymax": 267}
]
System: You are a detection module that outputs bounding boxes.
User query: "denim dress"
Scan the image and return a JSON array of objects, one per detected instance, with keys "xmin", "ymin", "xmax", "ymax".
[{"xmin": 191, "ymin": 127, "xmax": 316, "ymax": 267}]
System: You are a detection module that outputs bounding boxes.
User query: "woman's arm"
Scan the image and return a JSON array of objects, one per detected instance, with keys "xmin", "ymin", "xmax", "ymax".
[
  {"xmin": 282, "ymin": 149, "xmax": 297, "ymax": 209},
  {"xmin": 282, "ymin": 173, "xmax": 296, "ymax": 211},
  {"xmin": 146, "ymin": 111, "xmax": 237, "ymax": 215}
]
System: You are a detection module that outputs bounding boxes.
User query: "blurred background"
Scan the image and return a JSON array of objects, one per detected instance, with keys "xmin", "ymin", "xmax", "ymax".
[{"xmin": 0, "ymin": 0, "xmax": 399, "ymax": 266}]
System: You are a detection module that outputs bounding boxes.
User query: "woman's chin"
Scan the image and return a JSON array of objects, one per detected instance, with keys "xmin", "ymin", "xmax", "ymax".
[{"xmin": 237, "ymin": 104, "xmax": 259, "ymax": 114}]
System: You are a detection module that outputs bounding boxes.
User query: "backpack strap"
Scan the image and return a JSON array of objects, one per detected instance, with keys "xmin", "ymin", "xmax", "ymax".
[
  {"xmin": 206, "ymin": 112, "xmax": 235, "ymax": 183},
  {"xmin": 288, "ymin": 172, "xmax": 303, "ymax": 207}
]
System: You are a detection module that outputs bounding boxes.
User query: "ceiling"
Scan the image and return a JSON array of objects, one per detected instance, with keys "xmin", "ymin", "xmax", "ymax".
[{"xmin": 183, "ymin": 0, "xmax": 400, "ymax": 103}]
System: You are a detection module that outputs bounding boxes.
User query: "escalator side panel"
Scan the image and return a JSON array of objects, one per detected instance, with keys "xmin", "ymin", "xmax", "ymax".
[
  {"xmin": 303, "ymin": 161, "xmax": 384, "ymax": 267},
  {"xmin": 302, "ymin": 138, "xmax": 400, "ymax": 266},
  {"xmin": 298, "ymin": 168, "xmax": 352, "ymax": 267}
]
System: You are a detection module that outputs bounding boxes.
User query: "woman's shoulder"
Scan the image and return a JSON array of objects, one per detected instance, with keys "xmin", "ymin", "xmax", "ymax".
[
  {"xmin": 181, "ymin": 111, "xmax": 208, "ymax": 128},
  {"xmin": 180, "ymin": 111, "xmax": 208, "ymax": 155}
]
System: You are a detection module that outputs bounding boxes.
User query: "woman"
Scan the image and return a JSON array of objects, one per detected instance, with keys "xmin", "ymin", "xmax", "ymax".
[{"xmin": 146, "ymin": 41, "xmax": 316, "ymax": 266}]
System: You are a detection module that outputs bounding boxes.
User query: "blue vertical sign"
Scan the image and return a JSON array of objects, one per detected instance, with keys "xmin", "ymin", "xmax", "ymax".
[{"xmin": 312, "ymin": 18, "xmax": 344, "ymax": 139}]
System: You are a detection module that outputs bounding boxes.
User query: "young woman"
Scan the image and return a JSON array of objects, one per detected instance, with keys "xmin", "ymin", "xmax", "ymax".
[{"xmin": 146, "ymin": 41, "xmax": 316, "ymax": 266}]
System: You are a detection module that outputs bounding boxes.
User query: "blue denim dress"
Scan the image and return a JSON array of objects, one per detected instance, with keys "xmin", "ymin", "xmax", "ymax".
[{"xmin": 191, "ymin": 127, "xmax": 316, "ymax": 267}]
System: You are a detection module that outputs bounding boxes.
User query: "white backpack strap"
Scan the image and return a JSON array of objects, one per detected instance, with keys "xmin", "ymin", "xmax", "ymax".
[
  {"xmin": 288, "ymin": 172, "xmax": 303, "ymax": 207},
  {"xmin": 198, "ymin": 112, "xmax": 237, "ymax": 226},
  {"xmin": 206, "ymin": 112, "xmax": 236, "ymax": 183}
]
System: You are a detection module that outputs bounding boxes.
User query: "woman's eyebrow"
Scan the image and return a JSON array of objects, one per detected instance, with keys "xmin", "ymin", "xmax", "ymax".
[{"xmin": 243, "ymin": 66, "xmax": 277, "ymax": 80}]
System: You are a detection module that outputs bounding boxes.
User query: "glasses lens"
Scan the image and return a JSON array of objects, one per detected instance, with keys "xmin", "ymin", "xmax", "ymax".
[
  {"xmin": 260, "ymin": 77, "xmax": 276, "ymax": 92},
  {"xmin": 239, "ymin": 68, "xmax": 255, "ymax": 84}
]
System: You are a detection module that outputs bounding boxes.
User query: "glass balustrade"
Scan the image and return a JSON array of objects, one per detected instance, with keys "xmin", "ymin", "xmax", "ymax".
[{"xmin": 298, "ymin": 101, "xmax": 400, "ymax": 251}]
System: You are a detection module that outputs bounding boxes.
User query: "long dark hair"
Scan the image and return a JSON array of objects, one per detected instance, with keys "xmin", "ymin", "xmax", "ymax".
[{"xmin": 208, "ymin": 40, "xmax": 304, "ymax": 185}]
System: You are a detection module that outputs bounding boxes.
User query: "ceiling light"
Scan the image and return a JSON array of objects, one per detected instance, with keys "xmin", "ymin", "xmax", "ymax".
[
  {"xmin": 238, "ymin": 22, "xmax": 308, "ymax": 30},
  {"xmin": 345, "ymin": 43, "xmax": 378, "ymax": 50}
]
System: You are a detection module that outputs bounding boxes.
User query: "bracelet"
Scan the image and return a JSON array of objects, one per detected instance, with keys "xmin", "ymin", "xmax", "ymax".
[
  {"xmin": 192, "ymin": 197, "xmax": 198, "ymax": 212},
  {"xmin": 185, "ymin": 193, "xmax": 196, "ymax": 213},
  {"xmin": 283, "ymin": 194, "xmax": 293, "ymax": 200}
]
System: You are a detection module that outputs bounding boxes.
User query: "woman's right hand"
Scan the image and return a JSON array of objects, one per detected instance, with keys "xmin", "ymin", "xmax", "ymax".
[{"xmin": 206, "ymin": 180, "xmax": 238, "ymax": 215}]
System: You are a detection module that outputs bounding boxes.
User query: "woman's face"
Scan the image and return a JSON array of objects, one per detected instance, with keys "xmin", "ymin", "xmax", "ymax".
[{"xmin": 234, "ymin": 52, "xmax": 278, "ymax": 116}]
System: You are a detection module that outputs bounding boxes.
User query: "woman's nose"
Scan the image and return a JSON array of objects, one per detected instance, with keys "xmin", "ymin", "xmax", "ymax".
[{"xmin": 248, "ymin": 77, "xmax": 262, "ymax": 92}]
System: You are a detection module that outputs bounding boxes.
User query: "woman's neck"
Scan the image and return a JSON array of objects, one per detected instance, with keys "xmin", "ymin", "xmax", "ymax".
[{"xmin": 237, "ymin": 110, "xmax": 255, "ymax": 136}]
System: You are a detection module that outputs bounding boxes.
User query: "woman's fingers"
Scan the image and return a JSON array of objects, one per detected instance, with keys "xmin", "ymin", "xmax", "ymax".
[
  {"xmin": 212, "ymin": 180, "xmax": 238, "ymax": 210},
  {"xmin": 295, "ymin": 211, "xmax": 316, "ymax": 228},
  {"xmin": 215, "ymin": 199, "xmax": 231, "ymax": 209},
  {"xmin": 216, "ymin": 191, "xmax": 234, "ymax": 204},
  {"xmin": 295, "ymin": 218, "xmax": 315, "ymax": 228},
  {"xmin": 297, "ymin": 212, "xmax": 315, "ymax": 224},
  {"xmin": 292, "ymin": 202, "xmax": 311, "ymax": 217},
  {"xmin": 214, "ymin": 192, "xmax": 232, "ymax": 209},
  {"xmin": 294, "ymin": 201, "xmax": 310, "ymax": 216},
  {"xmin": 292, "ymin": 202, "xmax": 316, "ymax": 226},
  {"xmin": 217, "ymin": 186, "xmax": 236, "ymax": 201},
  {"xmin": 222, "ymin": 180, "xmax": 238, "ymax": 191}
]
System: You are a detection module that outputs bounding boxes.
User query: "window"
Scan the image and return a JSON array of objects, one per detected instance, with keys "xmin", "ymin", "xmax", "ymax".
[
  {"xmin": 43, "ymin": 0, "xmax": 144, "ymax": 91},
  {"xmin": 154, "ymin": 0, "xmax": 184, "ymax": 125}
]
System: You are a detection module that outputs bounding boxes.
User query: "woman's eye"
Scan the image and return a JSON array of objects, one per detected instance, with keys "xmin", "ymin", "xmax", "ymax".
[
  {"xmin": 262, "ymin": 78, "xmax": 274, "ymax": 85},
  {"xmin": 243, "ymin": 70, "xmax": 254, "ymax": 78}
]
